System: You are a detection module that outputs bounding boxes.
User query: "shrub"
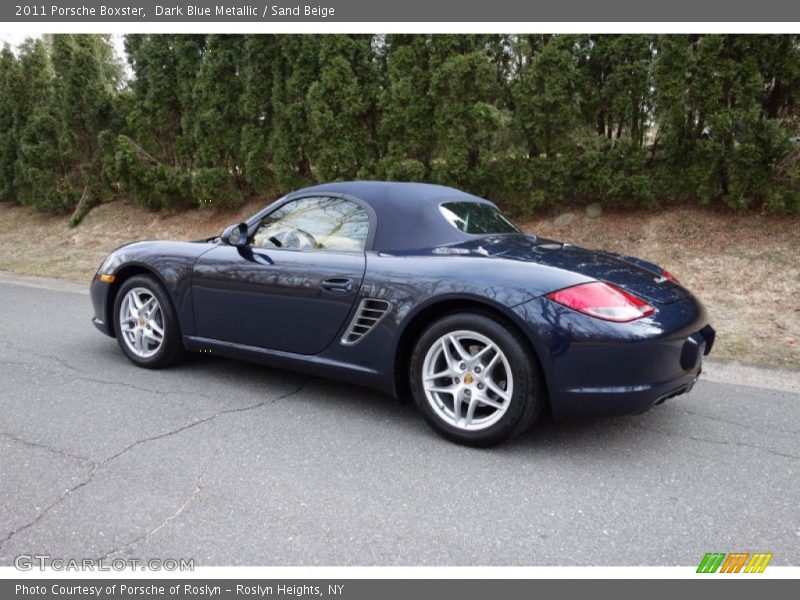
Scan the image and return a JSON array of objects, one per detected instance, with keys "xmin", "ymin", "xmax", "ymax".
[
  {"xmin": 115, "ymin": 135, "xmax": 192, "ymax": 210},
  {"xmin": 192, "ymin": 167, "xmax": 244, "ymax": 209}
]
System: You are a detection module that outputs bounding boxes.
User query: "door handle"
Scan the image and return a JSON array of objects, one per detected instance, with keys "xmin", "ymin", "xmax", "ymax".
[{"xmin": 320, "ymin": 277, "xmax": 355, "ymax": 294}]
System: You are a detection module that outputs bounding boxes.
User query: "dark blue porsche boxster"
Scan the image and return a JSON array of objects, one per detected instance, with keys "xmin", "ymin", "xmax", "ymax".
[{"xmin": 91, "ymin": 181, "xmax": 715, "ymax": 446}]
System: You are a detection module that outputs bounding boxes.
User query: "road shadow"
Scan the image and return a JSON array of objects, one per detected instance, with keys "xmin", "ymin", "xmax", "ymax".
[{"xmin": 160, "ymin": 352, "xmax": 692, "ymax": 456}]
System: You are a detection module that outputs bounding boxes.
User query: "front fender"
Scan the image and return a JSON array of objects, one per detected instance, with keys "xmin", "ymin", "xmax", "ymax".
[{"xmin": 96, "ymin": 240, "xmax": 214, "ymax": 337}]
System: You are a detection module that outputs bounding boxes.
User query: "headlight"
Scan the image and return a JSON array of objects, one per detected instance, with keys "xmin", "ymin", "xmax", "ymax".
[{"xmin": 96, "ymin": 252, "xmax": 122, "ymax": 280}]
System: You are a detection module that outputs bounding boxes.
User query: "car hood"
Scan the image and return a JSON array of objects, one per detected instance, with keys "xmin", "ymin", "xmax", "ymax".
[{"xmin": 444, "ymin": 235, "xmax": 687, "ymax": 305}]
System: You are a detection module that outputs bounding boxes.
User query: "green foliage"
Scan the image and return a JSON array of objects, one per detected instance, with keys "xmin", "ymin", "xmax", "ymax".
[
  {"xmin": 377, "ymin": 156, "xmax": 427, "ymax": 182},
  {"xmin": 115, "ymin": 135, "xmax": 192, "ymax": 210},
  {"xmin": 513, "ymin": 35, "xmax": 581, "ymax": 159},
  {"xmin": 651, "ymin": 35, "xmax": 800, "ymax": 210},
  {"xmin": 307, "ymin": 35, "xmax": 380, "ymax": 180},
  {"xmin": 240, "ymin": 35, "xmax": 279, "ymax": 192},
  {"xmin": 6, "ymin": 38, "xmax": 59, "ymax": 210},
  {"xmin": 377, "ymin": 35, "xmax": 436, "ymax": 178},
  {"xmin": 0, "ymin": 45, "xmax": 20, "ymax": 201},
  {"xmin": 269, "ymin": 36, "xmax": 320, "ymax": 188},
  {"xmin": 193, "ymin": 36, "xmax": 244, "ymax": 169},
  {"xmin": 577, "ymin": 35, "xmax": 654, "ymax": 146},
  {"xmin": 429, "ymin": 40, "xmax": 500, "ymax": 191},
  {"xmin": 124, "ymin": 34, "xmax": 187, "ymax": 164},
  {"xmin": 48, "ymin": 34, "xmax": 121, "ymax": 216},
  {"xmin": 1, "ymin": 35, "xmax": 121, "ymax": 216},
  {"xmin": 2, "ymin": 33, "xmax": 800, "ymax": 216},
  {"xmin": 15, "ymin": 111, "xmax": 63, "ymax": 211},
  {"xmin": 192, "ymin": 167, "xmax": 240, "ymax": 209}
]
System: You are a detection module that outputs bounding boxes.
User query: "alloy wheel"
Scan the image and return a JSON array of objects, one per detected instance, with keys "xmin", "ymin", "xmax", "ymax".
[
  {"xmin": 118, "ymin": 287, "xmax": 165, "ymax": 358},
  {"xmin": 421, "ymin": 330, "xmax": 513, "ymax": 431}
]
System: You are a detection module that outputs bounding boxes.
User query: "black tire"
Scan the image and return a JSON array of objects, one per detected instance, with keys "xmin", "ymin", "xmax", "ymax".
[
  {"xmin": 409, "ymin": 311, "xmax": 544, "ymax": 447},
  {"xmin": 112, "ymin": 274, "xmax": 185, "ymax": 369}
]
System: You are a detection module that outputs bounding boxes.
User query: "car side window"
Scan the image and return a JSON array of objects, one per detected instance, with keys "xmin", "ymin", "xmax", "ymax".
[{"xmin": 251, "ymin": 196, "xmax": 370, "ymax": 252}]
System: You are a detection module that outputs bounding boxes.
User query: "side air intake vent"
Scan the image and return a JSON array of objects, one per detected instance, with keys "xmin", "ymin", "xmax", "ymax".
[{"xmin": 341, "ymin": 298, "xmax": 392, "ymax": 345}]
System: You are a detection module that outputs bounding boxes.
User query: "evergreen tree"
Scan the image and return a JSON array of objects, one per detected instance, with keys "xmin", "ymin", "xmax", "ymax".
[
  {"xmin": 124, "ymin": 34, "xmax": 185, "ymax": 164},
  {"xmin": 0, "ymin": 45, "xmax": 20, "ymax": 201},
  {"xmin": 307, "ymin": 35, "xmax": 380, "ymax": 180},
  {"xmin": 429, "ymin": 35, "xmax": 502, "ymax": 192},
  {"xmin": 39, "ymin": 34, "xmax": 120, "ymax": 214},
  {"xmin": 191, "ymin": 34, "xmax": 246, "ymax": 207},
  {"xmin": 12, "ymin": 38, "xmax": 61, "ymax": 211},
  {"xmin": 193, "ymin": 35, "xmax": 244, "ymax": 170},
  {"xmin": 1, "ymin": 33, "xmax": 799, "ymax": 215},
  {"xmin": 270, "ymin": 35, "xmax": 321, "ymax": 188},
  {"xmin": 378, "ymin": 35, "xmax": 435, "ymax": 180},
  {"xmin": 240, "ymin": 35, "xmax": 280, "ymax": 192},
  {"xmin": 576, "ymin": 35, "xmax": 654, "ymax": 146},
  {"xmin": 172, "ymin": 34, "xmax": 206, "ymax": 165},
  {"xmin": 512, "ymin": 35, "xmax": 580, "ymax": 160},
  {"xmin": 116, "ymin": 34, "xmax": 202, "ymax": 210},
  {"xmin": 654, "ymin": 35, "xmax": 794, "ymax": 208}
]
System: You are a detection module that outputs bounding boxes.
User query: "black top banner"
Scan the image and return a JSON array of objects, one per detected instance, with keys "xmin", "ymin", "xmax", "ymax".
[{"xmin": 3, "ymin": 0, "xmax": 800, "ymax": 22}]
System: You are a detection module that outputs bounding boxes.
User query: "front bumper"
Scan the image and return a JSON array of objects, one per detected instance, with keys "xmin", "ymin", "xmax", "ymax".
[{"xmin": 90, "ymin": 275, "xmax": 114, "ymax": 337}]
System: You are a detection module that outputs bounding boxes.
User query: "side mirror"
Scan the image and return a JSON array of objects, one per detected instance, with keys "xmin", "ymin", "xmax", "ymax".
[{"xmin": 221, "ymin": 223, "xmax": 248, "ymax": 247}]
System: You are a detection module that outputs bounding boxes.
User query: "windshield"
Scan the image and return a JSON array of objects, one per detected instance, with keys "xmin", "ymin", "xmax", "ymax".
[{"xmin": 439, "ymin": 202, "xmax": 520, "ymax": 235}]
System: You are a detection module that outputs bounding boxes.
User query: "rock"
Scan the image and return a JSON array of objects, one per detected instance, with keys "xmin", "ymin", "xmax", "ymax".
[
  {"xmin": 553, "ymin": 212, "xmax": 575, "ymax": 228},
  {"xmin": 586, "ymin": 203, "xmax": 603, "ymax": 218}
]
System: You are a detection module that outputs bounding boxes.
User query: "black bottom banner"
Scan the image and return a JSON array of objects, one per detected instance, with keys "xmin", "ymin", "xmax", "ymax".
[{"xmin": 2, "ymin": 579, "xmax": 790, "ymax": 600}]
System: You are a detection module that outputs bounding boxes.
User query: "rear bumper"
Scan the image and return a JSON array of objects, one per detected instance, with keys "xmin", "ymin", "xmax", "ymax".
[
  {"xmin": 553, "ymin": 322, "xmax": 714, "ymax": 418},
  {"xmin": 513, "ymin": 294, "xmax": 715, "ymax": 419},
  {"xmin": 555, "ymin": 362, "xmax": 704, "ymax": 418}
]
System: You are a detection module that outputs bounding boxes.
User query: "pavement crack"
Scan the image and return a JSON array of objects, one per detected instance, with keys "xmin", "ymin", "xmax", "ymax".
[
  {"xmin": 0, "ymin": 340, "xmax": 89, "ymax": 378},
  {"xmin": 0, "ymin": 348, "xmax": 216, "ymax": 400},
  {"xmin": 102, "ymin": 380, "xmax": 308, "ymax": 465},
  {"xmin": 632, "ymin": 423, "xmax": 800, "ymax": 461},
  {"xmin": 0, "ymin": 432, "xmax": 95, "ymax": 465},
  {"xmin": 93, "ymin": 379, "xmax": 308, "ymax": 561},
  {"xmin": 0, "ymin": 380, "xmax": 307, "ymax": 553},
  {"xmin": 672, "ymin": 407, "xmax": 800, "ymax": 437},
  {"xmin": 97, "ymin": 449, "xmax": 220, "ymax": 562},
  {"xmin": 0, "ymin": 463, "xmax": 98, "ymax": 553}
]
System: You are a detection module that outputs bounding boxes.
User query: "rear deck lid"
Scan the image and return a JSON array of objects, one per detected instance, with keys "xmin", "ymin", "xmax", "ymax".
[{"xmin": 449, "ymin": 235, "xmax": 688, "ymax": 305}]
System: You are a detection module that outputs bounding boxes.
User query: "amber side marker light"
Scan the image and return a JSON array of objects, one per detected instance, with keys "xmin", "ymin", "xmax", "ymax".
[{"xmin": 99, "ymin": 274, "xmax": 115, "ymax": 283}]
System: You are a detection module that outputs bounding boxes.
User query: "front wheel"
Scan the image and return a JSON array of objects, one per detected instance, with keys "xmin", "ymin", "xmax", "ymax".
[
  {"xmin": 113, "ymin": 275, "xmax": 185, "ymax": 369},
  {"xmin": 409, "ymin": 312, "xmax": 544, "ymax": 447}
]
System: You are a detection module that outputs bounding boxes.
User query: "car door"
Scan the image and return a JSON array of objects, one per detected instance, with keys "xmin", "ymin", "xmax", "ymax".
[{"xmin": 191, "ymin": 196, "xmax": 370, "ymax": 355}]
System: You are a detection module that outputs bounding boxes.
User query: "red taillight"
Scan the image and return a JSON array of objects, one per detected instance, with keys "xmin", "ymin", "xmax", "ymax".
[
  {"xmin": 546, "ymin": 281, "xmax": 655, "ymax": 322},
  {"xmin": 661, "ymin": 268, "xmax": 679, "ymax": 284}
]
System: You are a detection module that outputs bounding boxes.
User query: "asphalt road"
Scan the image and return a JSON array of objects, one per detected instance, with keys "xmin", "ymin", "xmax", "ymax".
[{"xmin": 0, "ymin": 278, "xmax": 798, "ymax": 566}]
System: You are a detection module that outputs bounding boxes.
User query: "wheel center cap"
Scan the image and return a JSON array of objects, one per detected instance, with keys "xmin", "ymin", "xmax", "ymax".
[
  {"xmin": 138, "ymin": 317, "xmax": 147, "ymax": 327},
  {"xmin": 463, "ymin": 372, "xmax": 475, "ymax": 385}
]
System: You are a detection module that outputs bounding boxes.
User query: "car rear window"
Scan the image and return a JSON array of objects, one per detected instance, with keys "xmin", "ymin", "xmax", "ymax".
[{"xmin": 439, "ymin": 202, "xmax": 520, "ymax": 235}]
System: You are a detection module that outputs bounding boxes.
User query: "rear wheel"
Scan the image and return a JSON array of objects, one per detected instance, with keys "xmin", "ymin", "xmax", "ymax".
[
  {"xmin": 113, "ymin": 275, "xmax": 184, "ymax": 368},
  {"xmin": 409, "ymin": 311, "xmax": 544, "ymax": 447}
]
